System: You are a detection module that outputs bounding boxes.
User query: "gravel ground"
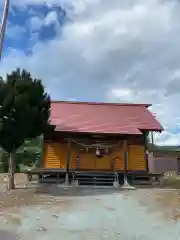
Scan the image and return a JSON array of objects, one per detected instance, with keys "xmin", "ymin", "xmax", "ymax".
[{"xmin": 0, "ymin": 174, "xmax": 180, "ymax": 239}]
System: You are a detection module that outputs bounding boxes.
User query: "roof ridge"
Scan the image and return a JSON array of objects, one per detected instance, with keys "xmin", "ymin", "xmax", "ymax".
[{"xmin": 51, "ymin": 100, "xmax": 151, "ymax": 107}]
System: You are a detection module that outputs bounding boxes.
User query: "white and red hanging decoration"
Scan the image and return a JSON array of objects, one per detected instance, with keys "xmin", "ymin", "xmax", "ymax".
[
  {"xmin": 96, "ymin": 148, "xmax": 109, "ymax": 158},
  {"xmin": 96, "ymin": 148, "xmax": 101, "ymax": 157}
]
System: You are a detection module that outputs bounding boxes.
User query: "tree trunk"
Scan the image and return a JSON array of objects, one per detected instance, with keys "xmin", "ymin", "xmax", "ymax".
[{"xmin": 7, "ymin": 152, "xmax": 15, "ymax": 190}]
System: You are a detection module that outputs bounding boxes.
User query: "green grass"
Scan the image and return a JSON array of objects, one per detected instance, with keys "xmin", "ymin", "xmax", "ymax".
[{"xmin": 162, "ymin": 176, "xmax": 180, "ymax": 188}]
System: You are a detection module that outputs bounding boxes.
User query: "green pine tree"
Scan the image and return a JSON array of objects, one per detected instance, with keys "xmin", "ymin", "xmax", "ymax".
[{"xmin": 0, "ymin": 68, "xmax": 54, "ymax": 189}]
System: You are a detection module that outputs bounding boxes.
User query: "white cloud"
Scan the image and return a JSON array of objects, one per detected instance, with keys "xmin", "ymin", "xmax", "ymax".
[
  {"xmin": 9, "ymin": 0, "xmax": 69, "ymax": 8},
  {"xmin": 29, "ymin": 16, "xmax": 44, "ymax": 31},
  {"xmin": 29, "ymin": 11, "xmax": 58, "ymax": 31},
  {"xmin": 1, "ymin": 0, "xmax": 180, "ymax": 145},
  {"xmin": 44, "ymin": 11, "xmax": 58, "ymax": 26},
  {"xmin": 154, "ymin": 131, "xmax": 180, "ymax": 146}
]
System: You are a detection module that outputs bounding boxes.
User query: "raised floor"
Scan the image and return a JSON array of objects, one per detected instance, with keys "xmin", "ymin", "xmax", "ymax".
[{"xmin": 24, "ymin": 168, "xmax": 163, "ymax": 186}]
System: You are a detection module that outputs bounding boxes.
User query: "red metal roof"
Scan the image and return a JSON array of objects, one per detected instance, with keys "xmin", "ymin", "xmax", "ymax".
[{"xmin": 50, "ymin": 101, "xmax": 163, "ymax": 135}]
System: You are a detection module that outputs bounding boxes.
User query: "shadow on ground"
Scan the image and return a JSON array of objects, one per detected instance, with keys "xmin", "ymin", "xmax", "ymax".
[
  {"xmin": 0, "ymin": 230, "xmax": 18, "ymax": 240},
  {"xmin": 34, "ymin": 183, "xmax": 124, "ymax": 197}
]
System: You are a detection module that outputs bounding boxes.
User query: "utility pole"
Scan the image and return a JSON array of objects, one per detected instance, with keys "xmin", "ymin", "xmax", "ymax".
[
  {"xmin": 0, "ymin": 0, "xmax": 10, "ymax": 62},
  {"xmin": 151, "ymin": 131, "xmax": 154, "ymax": 145},
  {"xmin": 151, "ymin": 112, "xmax": 156, "ymax": 146}
]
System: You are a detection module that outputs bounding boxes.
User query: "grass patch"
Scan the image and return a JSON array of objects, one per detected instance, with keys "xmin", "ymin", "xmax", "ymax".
[{"xmin": 162, "ymin": 176, "xmax": 180, "ymax": 188}]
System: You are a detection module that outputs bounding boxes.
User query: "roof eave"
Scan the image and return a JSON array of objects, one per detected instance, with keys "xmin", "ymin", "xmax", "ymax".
[
  {"xmin": 139, "ymin": 128, "xmax": 164, "ymax": 133},
  {"xmin": 51, "ymin": 100, "xmax": 152, "ymax": 108}
]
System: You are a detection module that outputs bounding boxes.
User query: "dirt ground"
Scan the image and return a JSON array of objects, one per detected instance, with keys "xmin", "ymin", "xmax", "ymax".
[{"xmin": 0, "ymin": 174, "xmax": 180, "ymax": 239}]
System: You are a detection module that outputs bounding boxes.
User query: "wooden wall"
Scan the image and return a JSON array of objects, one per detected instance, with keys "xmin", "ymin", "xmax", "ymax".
[
  {"xmin": 128, "ymin": 145, "xmax": 146, "ymax": 171},
  {"xmin": 43, "ymin": 142, "xmax": 67, "ymax": 169},
  {"xmin": 43, "ymin": 136, "xmax": 146, "ymax": 171}
]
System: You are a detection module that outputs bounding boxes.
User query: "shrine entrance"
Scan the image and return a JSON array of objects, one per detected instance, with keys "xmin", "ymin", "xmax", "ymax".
[{"xmin": 71, "ymin": 136, "xmax": 124, "ymax": 171}]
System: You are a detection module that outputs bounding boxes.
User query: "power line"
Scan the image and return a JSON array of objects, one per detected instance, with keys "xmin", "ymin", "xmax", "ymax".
[{"xmin": 0, "ymin": 0, "xmax": 10, "ymax": 62}]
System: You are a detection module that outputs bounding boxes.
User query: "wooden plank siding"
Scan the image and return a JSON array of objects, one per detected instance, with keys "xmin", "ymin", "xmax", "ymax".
[
  {"xmin": 128, "ymin": 145, "xmax": 146, "ymax": 171},
  {"xmin": 43, "ymin": 142, "xmax": 67, "ymax": 169}
]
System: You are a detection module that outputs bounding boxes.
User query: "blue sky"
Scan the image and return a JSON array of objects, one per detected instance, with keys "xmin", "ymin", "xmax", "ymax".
[
  {"xmin": 1, "ymin": 0, "xmax": 180, "ymax": 145},
  {"xmin": 4, "ymin": 4, "xmax": 66, "ymax": 54}
]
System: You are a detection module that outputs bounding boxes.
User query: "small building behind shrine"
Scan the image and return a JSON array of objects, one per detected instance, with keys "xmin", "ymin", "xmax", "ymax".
[
  {"xmin": 148, "ymin": 146, "xmax": 180, "ymax": 174},
  {"xmin": 42, "ymin": 101, "xmax": 163, "ymax": 179}
]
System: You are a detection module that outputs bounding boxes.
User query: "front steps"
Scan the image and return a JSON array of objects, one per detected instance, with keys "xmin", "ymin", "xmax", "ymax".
[{"xmin": 73, "ymin": 172, "xmax": 119, "ymax": 187}]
